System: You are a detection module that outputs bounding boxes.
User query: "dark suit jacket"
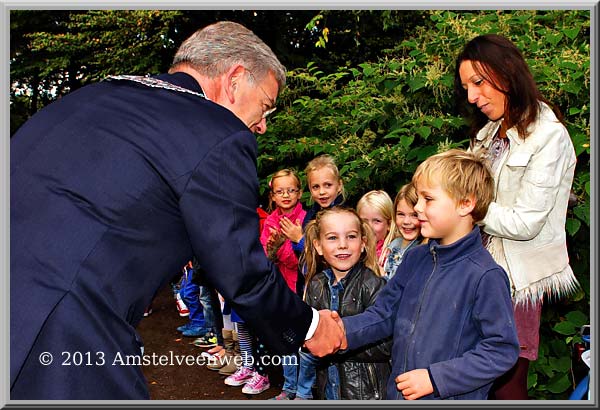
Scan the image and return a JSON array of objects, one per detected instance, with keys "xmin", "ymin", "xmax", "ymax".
[{"xmin": 10, "ymin": 72, "xmax": 312, "ymax": 399}]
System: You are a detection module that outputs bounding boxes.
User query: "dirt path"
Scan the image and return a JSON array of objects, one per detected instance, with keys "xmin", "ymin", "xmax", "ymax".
[{"xmin": 137, "ymin": 284, "xmax": 283, "ymax": 400}]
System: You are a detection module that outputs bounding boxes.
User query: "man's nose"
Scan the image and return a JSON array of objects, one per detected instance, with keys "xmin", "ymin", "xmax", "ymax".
[{"xmin": 255, "ymin": 117, "xmax": 267, "ymax": 134}]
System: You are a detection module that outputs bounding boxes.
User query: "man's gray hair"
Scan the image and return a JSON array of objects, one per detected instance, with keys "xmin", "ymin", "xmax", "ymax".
[{"xmin": 172, "ymin": 21, "xmax": 286, "ymax": 91}]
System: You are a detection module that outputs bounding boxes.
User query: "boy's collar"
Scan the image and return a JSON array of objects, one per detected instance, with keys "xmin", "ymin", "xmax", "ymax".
[{"xmin": 428, "ymin": 226, "xmax": 482, "ymax": 263}]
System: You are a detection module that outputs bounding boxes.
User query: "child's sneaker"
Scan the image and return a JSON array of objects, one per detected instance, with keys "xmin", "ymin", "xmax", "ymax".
[
  {"xmin": 270, "ymin": 391, "xmax": 295, "ymax": 400},
  {"xmin": 192, "ymin": 332, "xmax": 218, "ymax": 348},
  {"xmin": 175, "ymin": 292, "xmax": 189, "ymax": 317},
  {"xmin": 224, "ymin": 366, "xmax": 254, "ymax": 387},
  {"xmin": 242, "ymin": 373, "xmax": 270, "ymax": 394}
]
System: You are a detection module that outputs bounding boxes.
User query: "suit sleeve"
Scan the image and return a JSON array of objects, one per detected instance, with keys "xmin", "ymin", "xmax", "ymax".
[{"xmin": 179, "ymin": 130, "xmax": 312, "ymax": 354}]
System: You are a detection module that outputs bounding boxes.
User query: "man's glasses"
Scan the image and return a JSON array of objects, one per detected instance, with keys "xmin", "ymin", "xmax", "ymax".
[
  {"xmin": 246, "ymin": 69, "xmax": 277, "ymax": 119},
  {"xmin": 273, "ymin": 188, "xmax": 300, "ymax": 197}
]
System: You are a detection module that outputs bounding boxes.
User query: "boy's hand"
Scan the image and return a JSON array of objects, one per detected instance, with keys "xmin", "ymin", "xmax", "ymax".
[{"xmin": 395, "ymin": 369, "xmax": 433, "ymax": 400}]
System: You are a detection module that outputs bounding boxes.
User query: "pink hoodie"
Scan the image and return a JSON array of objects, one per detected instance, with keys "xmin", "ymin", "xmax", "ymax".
[{"xmin": 260, "ymin": 202, "xmax": 307, "ymax": 292}]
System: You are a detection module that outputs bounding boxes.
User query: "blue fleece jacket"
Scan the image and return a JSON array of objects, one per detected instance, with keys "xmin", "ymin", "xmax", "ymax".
[{"xmin": 342, "ymin": 226, "xmax": 519, "ymax": 400}]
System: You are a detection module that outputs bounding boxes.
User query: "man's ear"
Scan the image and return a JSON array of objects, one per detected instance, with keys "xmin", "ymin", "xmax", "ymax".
[
  {"xmin": 224, "ymin": 64, "xmax": 246, "ymax": 104},
  {"xmin": 313, "ymin": 238, "xmax": 324, "ymax": 256},
  {"xmin": 458, "ymin": 195, "xmax": 476, "ymax": 217}
]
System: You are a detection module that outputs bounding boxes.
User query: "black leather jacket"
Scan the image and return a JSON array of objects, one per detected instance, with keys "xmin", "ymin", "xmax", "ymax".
[{"xmin": 305, "ymin": 262, "xmax": 392, "ymax": 400}]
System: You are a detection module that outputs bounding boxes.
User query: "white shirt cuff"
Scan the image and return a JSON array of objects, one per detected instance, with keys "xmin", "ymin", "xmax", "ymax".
[{"xmin": 304, "ymin": 308, "xmax": 320, "ymax": 340}]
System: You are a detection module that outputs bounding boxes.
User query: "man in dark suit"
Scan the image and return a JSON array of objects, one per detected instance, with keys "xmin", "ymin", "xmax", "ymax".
[{"xmin": 10, "ymin": 21, "xmax": 343, "ymax": 400}]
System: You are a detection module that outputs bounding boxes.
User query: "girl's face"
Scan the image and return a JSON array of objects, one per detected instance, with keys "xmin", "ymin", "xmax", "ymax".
[
  {"xmin": 458, "ymin": 59, "xmax": 507, "ymax": 121},
  {"xmin": 308, "ymin": 167, "xmax": 343, "ymax": 208},
  {"xmin": 395, "ymin": 198, "xmax": 421, "ymax": 243},
  {"xmin": 313, "ymin": 212, "xmax": 365, "ymax": 279},
  {"xmin": 358, "ymin": 205, "xmax": 390, "ymax": 244},
  {"xmin": 270, "ymin": 175, "xmax": 301, "ymax": 214}
]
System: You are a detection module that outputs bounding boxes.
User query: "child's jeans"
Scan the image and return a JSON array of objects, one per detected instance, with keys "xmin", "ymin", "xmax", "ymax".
[
  {"xmin": 281, "ymin": 354, "xmax": 299, "ymax": 395},
  {"xmin": 198, "ymin": 285, "xmax": 215, "ymax": 332},
  {"xmin": 296, "ymin": 350, "xmax": 318, "ymax": 399},
  {"xmin": 179, "ymin": 267, "xmax": 205, "ymax": 328}
]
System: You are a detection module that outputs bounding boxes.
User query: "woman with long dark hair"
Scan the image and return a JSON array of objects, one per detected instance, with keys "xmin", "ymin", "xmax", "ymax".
[{"xmin": 455, "ymin": 34, "xmax": 579, "ymax": 400}]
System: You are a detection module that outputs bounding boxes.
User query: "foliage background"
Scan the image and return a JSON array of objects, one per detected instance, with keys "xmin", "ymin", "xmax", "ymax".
[{"xmin": 10, "ymin": 9, "xmax": 591, "ymax": 400}]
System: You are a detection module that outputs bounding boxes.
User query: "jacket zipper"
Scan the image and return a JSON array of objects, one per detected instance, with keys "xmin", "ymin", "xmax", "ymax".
[
  {"xmin": 367, "ymin": 364, "xmax": 379, "ymax": 399},
  {"xmin": 399, "ymin": 248, "xmax": 438, "ymax": 399}
]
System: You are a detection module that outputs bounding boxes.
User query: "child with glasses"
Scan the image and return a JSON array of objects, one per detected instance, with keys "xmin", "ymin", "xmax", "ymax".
[{"xmin": 259, "ymin": 169, "xmax": 306, "ymax": 399}]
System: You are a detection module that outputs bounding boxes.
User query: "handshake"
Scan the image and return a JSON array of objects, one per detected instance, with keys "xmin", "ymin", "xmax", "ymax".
[{"xmin": 304, "ymin": 309, "xmax": 348, "ymax": 357}]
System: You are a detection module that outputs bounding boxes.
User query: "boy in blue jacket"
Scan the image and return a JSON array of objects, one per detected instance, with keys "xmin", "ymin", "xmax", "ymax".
[{"xmin": 336, "ymin": 149, "xmax": 519, "ymax": 400}]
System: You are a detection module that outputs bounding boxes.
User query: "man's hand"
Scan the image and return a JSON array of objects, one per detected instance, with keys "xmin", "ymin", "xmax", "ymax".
[
  {"xmin": 304, "ymin": 309, "xmax": 344, "ymax": 357},
  {"xmin": 330, "ymin": 310, "xmax": 347, "ymax": 350},
  {"xmin": 395, "ymin": 369, "xmax": 434, "ymax": 400}
]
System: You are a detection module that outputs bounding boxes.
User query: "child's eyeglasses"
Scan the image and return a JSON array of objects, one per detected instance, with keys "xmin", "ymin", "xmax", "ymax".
[{"xmin": 273, "ymin": 188, "xmax": 300, "ymax": 196}]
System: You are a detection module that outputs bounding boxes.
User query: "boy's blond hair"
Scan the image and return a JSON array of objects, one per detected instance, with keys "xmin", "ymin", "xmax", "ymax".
[{"xmin": 412, "ymin": 149, "xmax": 494, "ymax": 223}]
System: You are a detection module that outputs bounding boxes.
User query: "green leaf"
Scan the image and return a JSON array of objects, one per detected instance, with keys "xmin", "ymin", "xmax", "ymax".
[
  {"xmin": 407, "ymin": 76, "xmax": 426, "ymax": 92},
  {"xmin": 431, "ymin": 117, "xmax": 444, "ymax": 129},
  {"xmin": 407, "ymin": 145, "xmax": 437, "ymax": 162},
  {"xmin": 568, "ymin": 107, "xmax": 581, "ymax": 115},
  {"xmin": 553, "ymin": 321, "xmax": 576, "ymax": 336},
  {"xmin": 565, "ymin": 310, "xmax": 588, "ymax": 327},
  {"xmin": 570, "ymin": 131, "xmax": 589, "ymax": 156},
  {"xmin": 546, "ymin": 373, "xmax": 571, "ymax": 394},
  {"xmin": 549, "ymin": 356, "xmax": 571, "ymax": 372},
  {"xmin": 527, "ymin": 372, "xmax": 538, "ymax": 390},
  {"xmin": 574, "ymin": 203, "xmax": 590, "ymax": 226},
  {"xmin": 562, "ymin": 80, "xmax": 582, "ymax": 95},
  {"xmin": 416, "ymin": 126, "xmax": 431, "ymax": 139},
  {"xmin": 546, "ymin": 32, "xmax": 564, "ymax": 47},
  {"xmin": 562, "ymin": 27, "xmax": 581, "ymax": 40},
  {"xmin": 400, "ymin": 135, "xmax": 415, "ymax": 149},
  {"xmin": 566, "ymin": 218, "xmax": 581, "ymax": 236}
]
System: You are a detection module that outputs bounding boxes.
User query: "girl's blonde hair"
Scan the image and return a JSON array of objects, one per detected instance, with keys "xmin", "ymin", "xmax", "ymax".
[
  {"xmin": 301, "ymin": 207, "xmax": 379, "ymax": 292},
  {"xmin": 356, "ymin": 190, "xmax": 399, "ymax": 267},
  {"xmin": 305, "ymin": 154, "xmax": 346, "ymax": 202},
  {"xmin": 267, "ymin": 168, "xmax": 302, "ymax": 212},
  {"xmin": 394, "ymin": 182, "xmax": 418, "ymax": 210}
]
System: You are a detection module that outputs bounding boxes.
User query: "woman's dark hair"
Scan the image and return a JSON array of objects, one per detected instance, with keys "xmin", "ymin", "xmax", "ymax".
[{"xmin": 454, "ymin": 34, "xmax": 562, "ymax": 142}]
